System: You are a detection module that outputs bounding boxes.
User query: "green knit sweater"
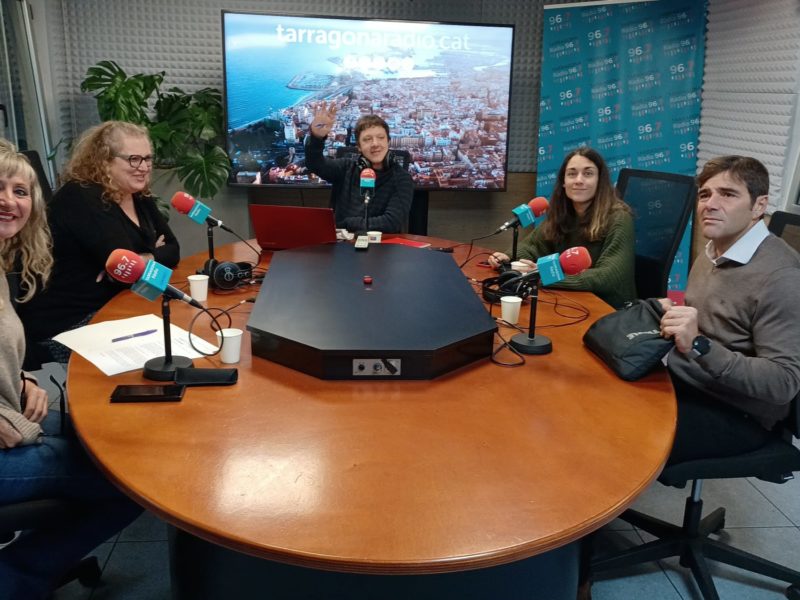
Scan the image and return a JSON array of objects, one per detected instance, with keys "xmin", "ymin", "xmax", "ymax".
[{"xmin": 513, "ymin": 208, "xmax": 636, "ymax": 308}]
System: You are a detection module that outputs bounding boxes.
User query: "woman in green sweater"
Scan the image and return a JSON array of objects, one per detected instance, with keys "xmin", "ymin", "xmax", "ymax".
[{"xmin": 489, "ymin": 147, "xmax": 636, "ymax": 307}]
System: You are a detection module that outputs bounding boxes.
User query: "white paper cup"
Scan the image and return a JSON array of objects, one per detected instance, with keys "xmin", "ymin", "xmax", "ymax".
[
  {"xmin": 367, "ymin": 231, "xmax": 382, "ymax": 243},
  {"xmin": 510, "ymin": 261, "xmax": 533, "ymax": 273},
  {"xmin": 216, "ymin": 328, "xmax": 244, "ymax": 364},
  {"xmin": 500, "ymin": 296, "xmax": 523, "ymax": 324},
  {"xmin": 187, "ymin": 274, "xmax": 209, "ymax": 302}
]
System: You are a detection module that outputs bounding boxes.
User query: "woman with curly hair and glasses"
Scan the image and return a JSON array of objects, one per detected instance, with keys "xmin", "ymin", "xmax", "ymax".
[
  {"xmin": 0, "ymin": 140, "xmax": 141, "ymax": 599},
  {"xmin": 18, "ymin": 121, "xmax": 180, "ymax": 365}
]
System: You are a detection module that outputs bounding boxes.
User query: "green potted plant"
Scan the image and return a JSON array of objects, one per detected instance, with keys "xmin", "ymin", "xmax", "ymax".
[{"xmin": 80, "ymin": 60, "xmax": 230, "ymax": 200}]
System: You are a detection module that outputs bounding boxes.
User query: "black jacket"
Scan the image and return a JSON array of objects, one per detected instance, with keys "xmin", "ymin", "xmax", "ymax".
[
  {"xmin": 18, "ymin": 181, "xmax": 180, "ymax": 344},
  {"xmin": 304, "ymin": 135, "xmax": 413, "ymax": 233}
]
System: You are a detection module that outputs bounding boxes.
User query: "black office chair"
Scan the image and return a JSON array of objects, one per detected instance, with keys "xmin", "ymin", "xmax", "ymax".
[
  {"xmin": 20, "ymin": 149, "xmax": 54, "ymax": 204},
  {"xmin": 616, "ymin": 169, "xmax": 696, "ymax": 299},
  {"xmin": 768, "ymin": 210, "xmax": 800, "ymax": 253},
  {"xmin": 592, "ymin": 395, "xmax": 800, "ymax": 599},
  {"xmin": 12, "ymin": 149, "xmax": 57, "ymax": 369}
]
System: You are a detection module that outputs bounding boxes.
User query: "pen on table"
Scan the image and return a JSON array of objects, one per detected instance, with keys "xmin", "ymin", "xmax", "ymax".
[{"xmin": 111, "ymin": 329, "xmax": 158, "ymax": 343}]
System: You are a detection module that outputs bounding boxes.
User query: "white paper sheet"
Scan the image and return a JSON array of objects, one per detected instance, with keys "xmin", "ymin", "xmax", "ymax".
[{"xmin": 53, "ymin": 314, "xmax": 219, "ymax": 376}]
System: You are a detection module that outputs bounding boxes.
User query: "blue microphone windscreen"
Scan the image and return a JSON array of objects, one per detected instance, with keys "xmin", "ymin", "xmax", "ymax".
[
  {"xmin": 538, "ymin": 253, "xmax": 565, "ymax": 286},
  {"xmin": 131, "ymin": 260, "xmax": 172, "ymax": 301},
  {"xmin": 512, "ymin": 203, "xmax": 535, "ymax": 228},
  {"xmin": 187, "ymin": 200, "xmax": 212, "ymax": 225}
]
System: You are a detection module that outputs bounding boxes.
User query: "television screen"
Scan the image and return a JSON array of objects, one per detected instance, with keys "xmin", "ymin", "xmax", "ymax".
[{"xmin": 222, "ymin": 11, "xmax": 514, "ymax": 191}]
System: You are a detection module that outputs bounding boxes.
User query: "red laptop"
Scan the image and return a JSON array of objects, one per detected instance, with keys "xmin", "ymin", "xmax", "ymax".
[{"xmin": 249, "ymin": 204, "xmax": 338, "ymax": 251}]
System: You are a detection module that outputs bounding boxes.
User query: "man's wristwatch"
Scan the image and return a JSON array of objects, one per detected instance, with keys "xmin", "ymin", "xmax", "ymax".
[{"xmin": 689, "ymin": 335, "xmax": 711, "ymax": 360}]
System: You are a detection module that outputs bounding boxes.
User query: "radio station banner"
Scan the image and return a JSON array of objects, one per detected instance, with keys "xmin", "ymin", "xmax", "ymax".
[{"xmin": 537, "ymin": 0, "xmax": 707, "ymax": 298}]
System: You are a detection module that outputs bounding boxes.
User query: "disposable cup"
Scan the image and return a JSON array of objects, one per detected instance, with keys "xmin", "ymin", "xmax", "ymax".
[
  {"xmin": 216, "ymin": 328, "xmax": 244, "ymax": 364},
  {"xmin": 500, "ymin": 296, "xmax": 523, "ymax": 325},
  {"xmin": 187, "ymin": 274, "xmax": 209, "ymax": 302}
]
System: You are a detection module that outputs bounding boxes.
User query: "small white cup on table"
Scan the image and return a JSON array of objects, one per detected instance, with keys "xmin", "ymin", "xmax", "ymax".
[
  {"xmin": 187, "ymin": 274, "xmax": 209, "ymax": 302},
  {"xmin": 500, "ymin": 296, "xmax": 523, "ymax": 325},
  {"xmin": 216, "ymin": 328, "xmax": 244, "ymax": 364}
]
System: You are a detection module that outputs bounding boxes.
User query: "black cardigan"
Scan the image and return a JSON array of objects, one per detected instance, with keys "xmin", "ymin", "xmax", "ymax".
[
  {"xmin": 18, "ymin": 181, "xmax": 180, "ymax": 344},
  {"xmin": 304, "ymin": 135, "xmax": 413, "ymax": 233}
]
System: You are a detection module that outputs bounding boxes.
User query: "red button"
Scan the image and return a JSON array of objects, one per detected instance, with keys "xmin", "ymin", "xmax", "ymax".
[{"xmin": 363, "ymin": 276, "xmax": 373, "ymax": 285}]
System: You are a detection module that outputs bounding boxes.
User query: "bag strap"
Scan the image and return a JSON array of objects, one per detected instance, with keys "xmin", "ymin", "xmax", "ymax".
[{"xmin": 623, "ymin": 297, "xmax": 666, "ymax": 319}]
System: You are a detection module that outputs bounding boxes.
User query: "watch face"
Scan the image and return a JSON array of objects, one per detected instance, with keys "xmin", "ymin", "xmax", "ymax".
[{"xmin": 693, "ymin": 336, "xmax": 710, "ymax": 355}]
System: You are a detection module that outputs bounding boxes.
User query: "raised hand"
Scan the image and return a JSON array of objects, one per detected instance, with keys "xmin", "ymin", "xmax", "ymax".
[{"xmin": 309, "ymin": 101, "xmax": 338, "ymax": 139}]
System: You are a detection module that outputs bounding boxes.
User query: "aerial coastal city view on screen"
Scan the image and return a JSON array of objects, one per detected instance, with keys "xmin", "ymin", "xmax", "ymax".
[{"xmin": 223, "ymin": 13, "xmax": 514, "ymax": 190}]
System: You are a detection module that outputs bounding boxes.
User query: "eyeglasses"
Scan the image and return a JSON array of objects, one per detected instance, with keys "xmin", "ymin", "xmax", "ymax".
[{"xmin": 114, "ymin": 154, "xmax": 153, "ymax": 169}]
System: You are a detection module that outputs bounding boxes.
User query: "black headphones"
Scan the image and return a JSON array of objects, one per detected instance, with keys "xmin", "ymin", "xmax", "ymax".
[
  {"xmin": 212, "ymin": 261, "xmax": 255, "ymax": 290},
  {"xmin": 481, "ymin": 269, "xmax": 535, "ymax": 304},
  {"xmin": 201, "ymin": 260, "xmax": 256, "ymax": 290},
  {"xmin": 356, "ymin": 150, "xmax": 396, "ymax": 172}
]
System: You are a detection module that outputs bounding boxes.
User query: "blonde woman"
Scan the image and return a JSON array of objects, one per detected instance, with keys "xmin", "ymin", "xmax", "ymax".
[
  {"xmin": 0, "ymin": 139, "xmax": 52, "ymax": 446},
  {"xmin": 0, "ymin": 140, "xmax": 141, "ymax": 599}
]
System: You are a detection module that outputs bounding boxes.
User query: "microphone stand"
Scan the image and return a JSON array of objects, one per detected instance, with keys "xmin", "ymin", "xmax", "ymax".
[
  {"xmin": 509, "ymin": 273, "xmax": 552, "ymax": 355},
  {"xmin": 143, "ymin": 295, "xmax": 194, "ymax": 380},
  {"xmin": 200, "ymin": 224, "xmax": 217, "ymax": 277},
  {"xmin": 511, "ymin": 225, "xmax": 520, "ymax": 262},
  {"xmin": 362, "ymin": 192, "xmax": 370, "ymax": 234}
]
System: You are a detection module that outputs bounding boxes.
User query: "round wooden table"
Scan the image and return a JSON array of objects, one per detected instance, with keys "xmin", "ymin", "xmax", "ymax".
[{"xmin": 67, "ymin": 236, "xmax": 675, "ymax": 597}]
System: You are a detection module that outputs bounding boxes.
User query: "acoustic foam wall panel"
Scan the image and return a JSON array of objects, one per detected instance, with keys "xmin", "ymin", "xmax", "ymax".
[
  {"xmin": 698, "ymin": 0, "xmax": 800, "ymax": 207},
  {"xmin": 48, "ymin": 0, "xmax": 557, "ymax": 174}
]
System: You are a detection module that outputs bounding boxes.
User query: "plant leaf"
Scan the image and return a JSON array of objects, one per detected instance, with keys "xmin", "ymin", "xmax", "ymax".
[{"xmin": 175, "ymin": 146, "xmax": 230, "ymax": 199}]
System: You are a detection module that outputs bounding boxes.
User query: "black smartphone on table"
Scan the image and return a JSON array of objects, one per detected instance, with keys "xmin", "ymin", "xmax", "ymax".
[{"xmin": 110, "ymin": 384, "xmax": 186, "ymax": 403}]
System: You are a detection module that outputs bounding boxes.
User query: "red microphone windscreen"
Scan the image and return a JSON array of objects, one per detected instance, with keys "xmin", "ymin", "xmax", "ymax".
[
  {"xmin": 559, "ymin": 246, "xmax": 592, "ymax": 275},
  {"xmin": 105, "ymin": 249, "xmax": 146, "ymax": 284},
  {"xmin": 170, "ymin": 191, "xmax": 196, "ymax": 214},
  {"xmin": 360, "ymin": 168, "xmax": 376, "ymax": 179},
  {"xmin": 528, "ymin": 196, "xmax": 549, "ymax": 216}
]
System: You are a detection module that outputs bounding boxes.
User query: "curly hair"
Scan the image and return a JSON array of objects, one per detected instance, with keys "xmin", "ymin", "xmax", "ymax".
[
  {"xmin": 0, "ymin": 139, "xmax": 53, "ymax": 304},
  {"xmin": 540, "ymin": 147, "xmax": 630, "ymax": 244},
  {"xmin": 64, "ymin": 121, "xmax": 152, "ymax": 204}
]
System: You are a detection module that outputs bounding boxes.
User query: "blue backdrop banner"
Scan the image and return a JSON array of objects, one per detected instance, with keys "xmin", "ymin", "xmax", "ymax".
[{"xmin": 538, "ymin": 0, "xmax": 706, "ymax": 299}]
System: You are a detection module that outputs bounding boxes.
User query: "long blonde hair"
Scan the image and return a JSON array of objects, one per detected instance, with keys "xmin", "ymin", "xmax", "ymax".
[
  {"xmin": 64, "ymin": 121, "xmax": 152, "ymax": 204},
  {"xmin": 0, "ymin": 139, "xmax": 53, "ymax": 303},
  {"xmin": 540, "ymin": 147, "xmax": 630, "ymax": 244}
]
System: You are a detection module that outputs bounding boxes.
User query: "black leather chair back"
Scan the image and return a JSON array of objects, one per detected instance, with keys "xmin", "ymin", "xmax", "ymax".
[
  {"xmin": 768, "ymin": 210, "xmax": 800, "ymax": 254},
  {"xmin": 20, "ymin": 149, "xmax": 54, "ymax": 204},
  {"xmin": 616, "ymin": 168, "xmax": 696, "ymax": 299},
  {"xmin": 334, "ymin": 145, "xmax": 411, "ymax": 172}
]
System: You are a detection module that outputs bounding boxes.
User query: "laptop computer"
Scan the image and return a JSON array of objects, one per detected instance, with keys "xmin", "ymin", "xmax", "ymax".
[{"xmin": 249, "ymin": 204, "xmax": 338, "ymax": 251}]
